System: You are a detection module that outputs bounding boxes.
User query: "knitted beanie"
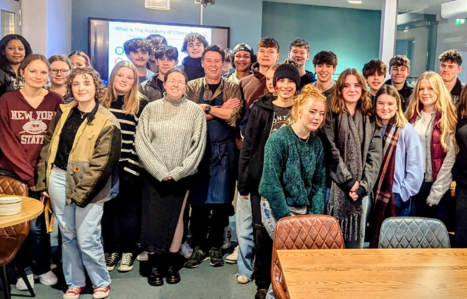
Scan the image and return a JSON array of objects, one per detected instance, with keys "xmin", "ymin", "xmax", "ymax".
[{"xmin": 273, "ymin": 63, "xmax": 301, "ymax": 88}]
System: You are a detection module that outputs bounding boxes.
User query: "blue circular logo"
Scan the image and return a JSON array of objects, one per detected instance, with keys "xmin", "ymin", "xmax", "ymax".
[{"xmin": 115, "ymin": 46, "xmax": 124, "ymax": 55}]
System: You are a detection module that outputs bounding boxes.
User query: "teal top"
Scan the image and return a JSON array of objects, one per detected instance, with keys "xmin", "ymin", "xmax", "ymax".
[{"xmin": 259, "ymin": 125, "xmax": 326, "ymax": 220}]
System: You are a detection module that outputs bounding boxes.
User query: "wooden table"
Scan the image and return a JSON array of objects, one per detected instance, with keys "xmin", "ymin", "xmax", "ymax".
[
  {"xmin": 0, "ymin": 195, "xmax": 43, "ymax": 228},
  {"xmin": 277, "ymin": 249, "xmax": 467, "ymax": 299}
]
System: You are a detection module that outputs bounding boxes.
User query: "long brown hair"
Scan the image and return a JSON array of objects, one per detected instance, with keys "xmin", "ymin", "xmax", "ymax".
[
  {"xmin": 374, "ymin": 85, "xmax": 407, "ymax": 128},
  {"xmin": 100, "ymin": 61, "xmax": 144, "ymax": 116},
  {"xmin": 330, "ymin": 68, "xmax": 372, "ymax": 115}
]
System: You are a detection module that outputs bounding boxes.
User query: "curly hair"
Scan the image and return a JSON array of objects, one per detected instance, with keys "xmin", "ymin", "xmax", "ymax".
[
  {"xmin": 330, "ymin": 68, "xmax": 372, "ymax": 115},
  {"xmin": 66, "ymin": 67, "xmax": 105, "ymax": 100},
  {"xmin": 389, "ymin": 55, "xmax": 410, "ymax": 69},
  {"xmin": 181, "ymin": 33, "xmax": 208, "ymax": 53},
  {"xmin": 155, "ymin": 46, "xmax": 179, "ymax": 61},
  {"xmin": 258, "ymin": 37, "xmax": 280, "ymax": 52},
  {"xmin": 291, "ymin": 84, "xmax": 326, "ymax": 128},
  {"xmin": 439, "ymin": 49, "xmax": 463, "ymax": 66},
  {"xmin": 123, "ymin": 38, "xmax": 153, "ymax": 56},
  {"xmin": 362, "ymin": 59, "xmax": 387, "ymax": 78},
  {"xmin": 202, "ymin": 44, "xmax": 225, "ymax": 61}
]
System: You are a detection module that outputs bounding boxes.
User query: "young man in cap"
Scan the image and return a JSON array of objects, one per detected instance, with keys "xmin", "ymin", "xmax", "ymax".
[
  {"xmin": 384, "ymin": 55, "xmax": 413, "ymax": 111},
  {"xmin": 311, "ymin": 51, "xmax": 338, "ymax": 102},
  {"xmin": 228, "ymin": 43, "xmax": 256, "ymax": 84},
  {"xmin": 288, "ymin": 37, "xmax": 316, "ymax": 88},
  {"xmin": 439, "ymin": 49, "xmax": 464, "ymax": 106}
]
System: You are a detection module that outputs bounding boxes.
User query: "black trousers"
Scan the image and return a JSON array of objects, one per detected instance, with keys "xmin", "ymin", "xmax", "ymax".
[
  {"xmin": 411, "ymin": 182, "xmax": 450, "ymax": 225},
  {"xmin": 251, "ymin": 193, "xmax": 273, "ymax": 290},
  {"xmin": 455, "ymin": 186, "xmax": 467, "ymax": 247},
  {"xmin": 189, "ymin": 203, "xmax": 232, "ymax": 251},
  {"xmin": 102, "ymin": 174, "xmax": 141, "ymax": 254}
]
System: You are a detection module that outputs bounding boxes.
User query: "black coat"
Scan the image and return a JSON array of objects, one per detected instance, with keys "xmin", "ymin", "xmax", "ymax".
[
  {"xmin": 237, "ymin": 95, "xmax": 276, "ymax": 195},
  {"xmin": 0, "ymin": 69, "xmax": 14, "ymax": 97}
]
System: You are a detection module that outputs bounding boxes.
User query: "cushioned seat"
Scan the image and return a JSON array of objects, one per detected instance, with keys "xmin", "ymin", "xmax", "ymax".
[{"xmin": 378, "ymin": 216, "xmax": 451, "ymax": 248}]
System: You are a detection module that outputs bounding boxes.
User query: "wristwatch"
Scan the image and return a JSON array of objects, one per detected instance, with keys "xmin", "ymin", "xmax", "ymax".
[{"xmin": 205, "ymin": 105, "xmax": 211, "ymax": 114}]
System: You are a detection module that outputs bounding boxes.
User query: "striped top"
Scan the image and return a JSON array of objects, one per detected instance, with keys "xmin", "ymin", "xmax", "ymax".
[{"xmin": 109, "ymin": 95, "xmax": 148, "ymax": 177}]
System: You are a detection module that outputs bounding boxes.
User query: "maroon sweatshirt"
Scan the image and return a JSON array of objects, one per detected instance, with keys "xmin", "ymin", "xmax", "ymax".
[{"xmin": 0, "ymin": 90, "xmax": 64, "ymax": 187}]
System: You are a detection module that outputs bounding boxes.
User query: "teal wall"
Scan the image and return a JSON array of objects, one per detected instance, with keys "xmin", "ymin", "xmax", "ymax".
[
  {"xmin": 262, "ymin": 2, "xmax": 381, "ymax": 76},
  {"xmin": 71, "ymin": 0, "xmax": 263, "ymax": 54}
]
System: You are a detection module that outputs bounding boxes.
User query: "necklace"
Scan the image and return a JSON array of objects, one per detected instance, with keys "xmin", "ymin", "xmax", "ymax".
[{"xmin": 79, "ymin": 110, "xmax": 88, "ymax": 119}]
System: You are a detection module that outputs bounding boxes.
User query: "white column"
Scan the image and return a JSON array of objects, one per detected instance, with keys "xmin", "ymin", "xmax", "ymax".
[{"xmin": 379, "ymin": 0, "xmax": 399, "ymax": 66}]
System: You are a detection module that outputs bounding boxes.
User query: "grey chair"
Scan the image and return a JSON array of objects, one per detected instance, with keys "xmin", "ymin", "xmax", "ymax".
[{"xmin": 378, "ymin": 217, "xmax": 451, "ymax": 248}]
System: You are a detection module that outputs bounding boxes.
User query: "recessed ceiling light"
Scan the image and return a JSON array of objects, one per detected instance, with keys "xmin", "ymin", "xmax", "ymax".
[{"xmin": 348, "ymin": 0, "xmax": 362, "ymax": 4}]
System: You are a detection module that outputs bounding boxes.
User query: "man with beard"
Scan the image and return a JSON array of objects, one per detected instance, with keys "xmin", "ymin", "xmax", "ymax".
[
  {"xmin": 438, "ymin": 49, "xmax": 464, "ymax": 106},
  {"xmin": 288, "ymin": 38, "xmax": 316, "ymax": 88},
  {"xmin": 124, "ymin": 38, "xmax": 154, "ymax": 83},
  {"xmin": 311, "ymin": 51, "xmax": 338, "ymax": 101},
  {"xmin": 228, "ymin": 43, "xmax": 256, "ymax": 84}
]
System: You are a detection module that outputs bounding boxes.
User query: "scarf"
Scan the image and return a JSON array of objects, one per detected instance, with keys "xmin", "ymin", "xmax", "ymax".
[
  {"xmin": 368, "ymin": 119, "xmax": 400, "ymax": 248},
  {"xmin": 328, "ymin": 107, "xmax": 368, "ymax": 241}
]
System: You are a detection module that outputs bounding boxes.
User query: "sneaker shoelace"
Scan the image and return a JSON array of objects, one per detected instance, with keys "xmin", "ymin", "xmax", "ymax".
[
  {"xmin": 106, "ymin": 253, "xmax": 118, "ymax": 265},
  {"xmin": 121, "ymin": 253, "xmax": 132, "ymax": 265}
]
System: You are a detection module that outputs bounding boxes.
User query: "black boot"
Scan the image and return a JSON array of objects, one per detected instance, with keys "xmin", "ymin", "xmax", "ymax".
[
  {"xmin": 166, "ymin": 252, "xmax": 181, "ymax": 284},
  {"xmin": 148, "ymin": 253, "xmax": 164, "ymax": 287}
]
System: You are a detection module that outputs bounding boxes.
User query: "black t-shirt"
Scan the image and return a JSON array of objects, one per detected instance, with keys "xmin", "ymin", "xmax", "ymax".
[
  {"xmin": 54, "ymin": 107, "xmax": 88, "ymax": 170},
  {"xmin": 156, "ymin": 77, "xmax": 164, "ymax": 92},
  {"xmin": 208, "ymin": 83, "xmax": 221, "ymax": 93},
  {"xmin": 271, "ymin": 104, "xmax": 292, "ymax": 134}
]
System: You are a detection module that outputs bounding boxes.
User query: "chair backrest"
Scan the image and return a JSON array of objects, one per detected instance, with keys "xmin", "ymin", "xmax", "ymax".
[
  {"xmin": 271, "ymin": 215, "xmax": 345, "ymax": 299},
  {"xmin": 378, "ymin": 217, "xmax": 451, "ymax": 248},
  {"xmin": 0, "ymin": 176, "xmax": 30, "ymax": 267}
]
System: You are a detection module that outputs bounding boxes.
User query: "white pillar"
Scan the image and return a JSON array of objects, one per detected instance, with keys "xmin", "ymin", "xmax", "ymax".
[{"xmin": 379, "ymin": 0, "xmax": 399, "ymax": 66}]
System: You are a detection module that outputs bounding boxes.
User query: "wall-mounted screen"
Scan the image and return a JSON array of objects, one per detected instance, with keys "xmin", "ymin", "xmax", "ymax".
[{"xmin": 89, "ymin": 18, "xmax": 230, "ymax": 80}]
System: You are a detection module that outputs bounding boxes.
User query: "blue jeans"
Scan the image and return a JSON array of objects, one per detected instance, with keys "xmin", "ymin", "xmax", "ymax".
[
  {"xmin": 235, "ymin": 192, "xmax": 253, "ymax": 279},
  {"xmin": 48, "ymin": 167, "xmax": 110, "ymax": 288},
  {"xmin": 394, "ymin": 193, "xmax": 411, "ymax": 216}
]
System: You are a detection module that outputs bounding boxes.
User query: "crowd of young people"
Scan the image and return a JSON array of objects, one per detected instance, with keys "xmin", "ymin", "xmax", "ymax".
[{"xmin": 0, "ymin": 30, "xmax": 466, "ymax": 299}]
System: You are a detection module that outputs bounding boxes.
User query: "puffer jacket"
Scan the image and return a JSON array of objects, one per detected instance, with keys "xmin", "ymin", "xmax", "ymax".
[{"xmin": 36, "ymin": 100, "xmax": 122, "ymax": 207}]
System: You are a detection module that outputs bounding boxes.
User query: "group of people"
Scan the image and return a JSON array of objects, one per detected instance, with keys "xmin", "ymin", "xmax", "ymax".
[{"xmin": 0, "ymin": 30, "xmax": 466, "ymax": 299}]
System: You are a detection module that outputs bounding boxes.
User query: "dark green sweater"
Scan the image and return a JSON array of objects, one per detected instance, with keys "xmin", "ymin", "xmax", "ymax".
[{"xmin": 259, "ymin": 125, "xmax": 326, "ymax": 220}]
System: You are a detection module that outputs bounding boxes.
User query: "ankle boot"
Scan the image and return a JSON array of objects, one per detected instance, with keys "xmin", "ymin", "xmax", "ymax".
[
  {"xmin": 148, "ymin": 253, "xmax": 164, "ymax": 287},
  {"xmin": 166, "ymin": 252, "xmax": 181, "ymax": 284}
]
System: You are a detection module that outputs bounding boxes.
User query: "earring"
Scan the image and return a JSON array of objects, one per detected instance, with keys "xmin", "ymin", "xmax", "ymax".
[{"xmin": 275, "ymin": 86, "xmax": 279, "ymax": 90}]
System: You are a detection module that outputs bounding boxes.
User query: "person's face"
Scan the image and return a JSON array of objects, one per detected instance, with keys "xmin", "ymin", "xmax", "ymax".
[
  {"xmin": 186, "ymin": 39, "xmax": 205, "ymax": 58},
  {"xmin": 163, "ymin": 72, "xmax": 186, "ymax": 100},
  {"xmin": 234, "ymin": 50, "xmax": 252, "ymax": 72},
  {"xmin": 72, "ymin": 74, "xmax": 96, "ymax": 103},
  {"xmin": 3, "ymin": 39, "xmax": 25, "ymax": 65},
  {"xmin": 276, "ymin": 78, "xmax": 296, "ymax": 100},
  {"xmin": 376, "ymin": 94, "xmax": 398, "ymax": 123},
  {"xmin": 314, "ymin": 63, "xmax": 336, "ymax": 84},
  {"xmin": 21, "ymin": 60, "xmax": 49, "ymax": 89},
  {"xmin": 69, "ymin": 55, "xmax": 87, "ymax": 69},
  {"xmin": 418, "ymin": 79, "xmax": 438, "ymax": 109},
  {"xmin": 222, "ymin": 61, "xmax": 233, "ymax": 76},
  {"xmin": 128, "ymin": 49, "xmax": 149, "ymax": 68},
  {"xmin": 288, "ymin": 46, "xmax": 310, "ymax": 67},
  {"xmin": 50, "ymin": 61, "xmax": 70, "ymax": 86},
  {"xmin": 156, "ymin": 56, "xmax": 178, "ymax": 76},
  {"xmin": 389, "ymin": 65, "xmax": 410, "ymax": 85},
  {"xmin": 439, "ymin": 60, "xmax": 462, "ymax": 84},
  {"xmin": 342, "ymin": 74, "xmax": 362, "ymax": 104},
  {"xmin": 265, "ymin": 68, "xmax": 276, "ymax": 93},
  {"xmin": 256, "ymin": 47, "xmax": 280, "ymax": 68},
  {"xmin": 366, "ymin": 72, "xmax": 385, "ymax": 93},
  {"xmin": 298, "ymin": 100, "xmax": 326, "ymax": 132},
  {"xmin": 114, "ymin": 67, "xmax": 135, "ymax": 95},
  {"xmin": 202, "ymin": 51, "xmax": 223, "ymax": 82}
]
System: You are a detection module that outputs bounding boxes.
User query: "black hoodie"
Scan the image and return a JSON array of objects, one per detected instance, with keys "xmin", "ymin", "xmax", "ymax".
[
  {"xmin": 238, "ymin": 94, "xmax": 277, "ymax": 195},
  {"xmin": 181, "ymin": 56, "xmax": 205, "ymax": 81},
  {"xmin": 300, "ymin": 70, "xmax": 317, "ymax": 88}
]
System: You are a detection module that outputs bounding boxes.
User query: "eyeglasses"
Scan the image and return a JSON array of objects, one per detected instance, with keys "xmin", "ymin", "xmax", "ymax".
[
  {"xmin": 167, "ymin": 79, "xmax": 186, "ymax": 86},
  {"xmin": 51, "ymin": 69, "xmax": 70, "ymax": 75}
]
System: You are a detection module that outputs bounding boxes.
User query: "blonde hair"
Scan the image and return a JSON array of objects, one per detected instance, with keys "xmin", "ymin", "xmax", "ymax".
[
  {"xmin": 291, "ymin": 84, "xmax": 326, "ymax": 129},
  {"xmin": 405, "ymin": 71, "xmax": 457, "ymax": 152},
  {"xmin": 374, "ymin": 85, "xmax": 407, "ymax": 128},
  {"xmin": 330, "ymin": 68, "xmax": 372, "ymax": 115},
  {"xmin": 100, "ymin": 61, "xmax": 143, "ymax": 116}
]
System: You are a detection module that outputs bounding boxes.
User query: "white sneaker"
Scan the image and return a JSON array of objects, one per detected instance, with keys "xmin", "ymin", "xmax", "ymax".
[
  {"xmin": 34, "ymin": 270, "xmax": 58, "ymax": 285},
  {"xmin": 237, "ymin": 275, "xmax": 250, "ymax": 284},
  {"xmin": 136, "ymin": 251, "xmax": 148, "ymax": 261},
  {"xmin": 222, "ymin": 226, "xmax": 234, "ymax": 249},
  {"xmin": 16, "ymin": 267, "xmax": 34, "ymax": 291},
  {"xmin": 179, "ymin": 241, "xmax": 193, "ymax": 259},
  {"xmin": 226, "ymin": 245, "xmax": 239, "ymax": 264},
  {"xmin": 118, "ymin": 253, "xmax": 134, "ymax": 272}
]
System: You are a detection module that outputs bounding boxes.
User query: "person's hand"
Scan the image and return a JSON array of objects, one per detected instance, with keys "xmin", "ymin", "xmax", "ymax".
[
  {"xmin": 241, "ymin": 195, "xmax": 249, "ymax": 200},
  {"xmin": 349, "ymin": 191, "xmax": 359, "ymax": 201},
  {"xmin": 42, "ymin": 191, "xmax": 50, "ymax": 198},
  {"xmin": 30, "ymin": 186, "xmax": 36, "ymax": 191},
  {"xmin": 427, "ymin": 201, "xmax": 433, "ymax": 207},
  {"xmin": 221, "ymin": 97, "xmax": 241, "ymax": 109},
  {"xmin": 350, "ymin": 181, "xmax": 359, "ymax": 192},
  {"xmin": 162, "ymin": 176, "xmax": 173, "ymax": 181}
]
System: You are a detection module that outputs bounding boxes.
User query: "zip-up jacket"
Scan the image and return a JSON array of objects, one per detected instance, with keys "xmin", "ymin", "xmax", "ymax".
[{"xmin": 140, "ymin": 74, "xmax": 163, "ymax": 102}]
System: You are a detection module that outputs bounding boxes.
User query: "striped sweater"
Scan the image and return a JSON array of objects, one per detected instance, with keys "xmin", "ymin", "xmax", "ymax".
[{"xmin": 109, "ymin": 95, "xmax": 148, "ymax": 176}]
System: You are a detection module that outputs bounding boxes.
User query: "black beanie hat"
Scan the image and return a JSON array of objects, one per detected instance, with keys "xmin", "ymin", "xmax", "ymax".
[{"xmin": 273, "ymin": 63, "xmax": 301, "ymax": 89}]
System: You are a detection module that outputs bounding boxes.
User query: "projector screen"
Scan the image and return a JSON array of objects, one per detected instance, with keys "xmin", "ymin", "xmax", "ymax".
[{"xmin": 88, "ymin": 18, "xmax": 230, "ymax": 80}]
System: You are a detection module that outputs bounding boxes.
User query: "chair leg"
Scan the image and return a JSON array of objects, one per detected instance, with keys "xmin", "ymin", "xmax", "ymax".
[
  {"xmin": 2, "ymin": 265, "xmax": 11, "ymax": 299},
  {"xmin": 15, "ymin": 262, "xmax": 35, "ymax": 297}
]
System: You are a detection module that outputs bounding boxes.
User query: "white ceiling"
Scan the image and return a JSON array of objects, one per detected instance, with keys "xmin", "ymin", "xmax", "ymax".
[{"xmin": 264, "ymin": 0, "xmax": 455, "ymax": 14}]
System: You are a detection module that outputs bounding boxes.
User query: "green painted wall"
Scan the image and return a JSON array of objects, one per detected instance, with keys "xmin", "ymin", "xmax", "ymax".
[{"xmin": 262, "ymin": 2, "xmax": 381, "ymax": 76}]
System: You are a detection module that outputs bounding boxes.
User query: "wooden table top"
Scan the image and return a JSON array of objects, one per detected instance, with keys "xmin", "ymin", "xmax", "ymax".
[
  {"xmin": 0, "ymin": 195, "xmax": 43, "ymax": 228},
  {"xmin": 277, "ymin": 248, "xmax": 467, "ymax": 299}
]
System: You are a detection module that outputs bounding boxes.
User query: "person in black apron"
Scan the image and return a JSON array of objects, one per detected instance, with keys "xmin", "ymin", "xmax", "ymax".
[{"xmin": 184, "ymin": 45, "xmax": 243, "ymax": 269}]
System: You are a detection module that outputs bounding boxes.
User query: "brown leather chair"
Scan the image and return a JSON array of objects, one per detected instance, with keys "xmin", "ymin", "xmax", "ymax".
[
  {"xmin": 0, "ymin": 176, "xmax": 35, "ymax": 298},
  {"xmin": 271, "ymin": 215, "xmax": 345, "ymax": 299}
]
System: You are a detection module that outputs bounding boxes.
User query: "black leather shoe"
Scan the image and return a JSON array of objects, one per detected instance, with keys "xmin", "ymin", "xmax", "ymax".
[
  {"xmin": 148, "ymin": 267, "xmax": 164, "ymax": 286},
  {"xmin": 166, "ymin": 266, "xmax": 181, "ymax": 284}
]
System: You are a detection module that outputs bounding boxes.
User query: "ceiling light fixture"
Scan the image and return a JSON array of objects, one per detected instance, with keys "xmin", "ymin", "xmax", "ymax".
[
  {"xmin": 348, "ymin": 0, "xmax": 362, "ymax": 4},
  {"xmin": 145, "ymin": 0, "xmax": 170, "ymax": 10}
]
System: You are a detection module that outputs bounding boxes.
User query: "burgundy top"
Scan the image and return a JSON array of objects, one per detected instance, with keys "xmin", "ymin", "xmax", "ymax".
[{"xmin": 0, "ymin": 90, "xmax": 64, "ymax": 187}]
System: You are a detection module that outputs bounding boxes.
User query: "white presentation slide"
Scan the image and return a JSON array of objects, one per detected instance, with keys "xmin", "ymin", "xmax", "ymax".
[{"xmin": 108, "ymin": 21, "xmax": 212, "ymax": 75}]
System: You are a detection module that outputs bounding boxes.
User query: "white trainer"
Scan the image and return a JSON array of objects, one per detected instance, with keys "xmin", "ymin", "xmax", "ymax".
[
  {"xmin": 226, "ymin": 245, "xmax": 239, "ymax": 264},
  {"xmin": 34, "ymin": 270, "xmax": 58, "ymax": 285},
  {"xmin": 16, "ymin": 267, "xmax": 34, "ymax": 291},
  {"xmin": 136, "ymin": 251, "xmax": 148, "ymax": 261}
]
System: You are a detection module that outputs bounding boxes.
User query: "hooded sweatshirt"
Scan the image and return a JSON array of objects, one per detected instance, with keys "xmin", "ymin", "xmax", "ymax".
[
  {"xmin": 181, "ymin": 56, "xmax": 205, "ymax": 81},
  {"xmin": 239, "ymin": 62, "xmax": 268, "ymax": 112},
  {"xmin": 300, "ymin": 70, "xmax": 317, "ymax": 88}
]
